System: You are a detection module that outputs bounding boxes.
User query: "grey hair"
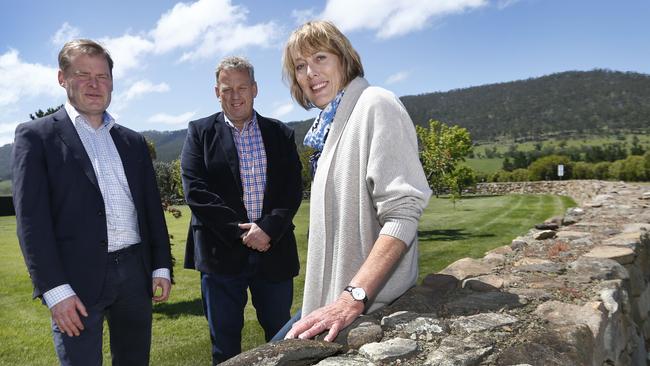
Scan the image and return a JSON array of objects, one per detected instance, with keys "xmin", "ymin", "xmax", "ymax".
[{"xmin": 215, "ymin": 56, "xmax": 255, "ymax": 83}]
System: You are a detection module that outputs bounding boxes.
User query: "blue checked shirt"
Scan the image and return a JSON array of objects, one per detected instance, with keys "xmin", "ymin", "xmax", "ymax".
[
  {"xmin": 42, "ymin": 103, "xmax": 170, "ymax": 308},
  {"xmin": 225, "ymin": 112, "xmax": 267, "ymax": 222}
]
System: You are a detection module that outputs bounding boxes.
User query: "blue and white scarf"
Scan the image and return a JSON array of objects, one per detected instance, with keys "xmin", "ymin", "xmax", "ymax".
[{"xmin": 303, "ymin": 90, "xmax": 345, "ymax": 151}]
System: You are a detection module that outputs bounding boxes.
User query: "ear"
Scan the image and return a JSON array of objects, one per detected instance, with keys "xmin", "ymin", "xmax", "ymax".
[
  {"xmin": 58, "ymin": 70, "xmax": 66, "ymax": 87},
  {"xmin": 252, "ymin": 82, "xmax": 258, "ymax": 98},
  {"xmin": 214, "ymin": 85, "xmax": 220, "ymax": 99}
]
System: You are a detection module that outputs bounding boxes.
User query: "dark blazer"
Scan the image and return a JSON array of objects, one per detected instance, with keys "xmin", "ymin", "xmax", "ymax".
[
  {"xmin": 12, "ymin": 108, "xmax": 172, "ymax": 304},
  {"xmin": 181, "ymin": 112, "xmax": 302, "ymax": 281}
]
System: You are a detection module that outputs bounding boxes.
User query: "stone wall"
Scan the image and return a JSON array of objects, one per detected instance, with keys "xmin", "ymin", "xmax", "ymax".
[{"xmin": 224, "ymin": 180, "xmax": 650, "ymax": 366}]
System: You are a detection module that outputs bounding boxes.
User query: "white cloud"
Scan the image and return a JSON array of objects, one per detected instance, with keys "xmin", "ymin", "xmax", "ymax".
[
  {"xmin": 0, "ymin": 49, "xmax": 62, "ymax": 107},
  {"xmin": 119, "ymin": 80, "xmax": 170, "ymax": 102},
  {"xmin": 318, "ymin": 0, "xmax": 488, "ymax": 39},
  {"xmin": 151, "ymin": 0, "xmax": 279, "ymax": 62},
  {"xmin": 179, "ymin": 22, "xmax": 279, "ymax": 62},
  {"xmin": 100, "ymin": 34, "xmax": 155, "ymax": 78},
  {"xmin": 386, "ymin": 71, "xmax": 410, "ymax": 85},
  {"xmin": 51, "ymin": 22, "xmax": 81, "ymax": 46},
  {"xmin": 271, "ymin": 101, "xmax": 295, "ymax": 119},
  {"xmin": 147, "ymin": 111, "xmax": 196, "ymax": 126}
]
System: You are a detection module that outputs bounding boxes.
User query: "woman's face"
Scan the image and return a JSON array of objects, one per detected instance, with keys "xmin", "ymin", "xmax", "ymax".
[{"xmin": 293, "ymin": 50, "xmax": 344, "ymax": 109}]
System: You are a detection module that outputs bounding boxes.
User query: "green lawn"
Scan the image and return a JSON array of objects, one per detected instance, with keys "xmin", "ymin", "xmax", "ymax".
[{"xmin": 0, "ymin": 195, "xmax": 574, "ymax": 365}]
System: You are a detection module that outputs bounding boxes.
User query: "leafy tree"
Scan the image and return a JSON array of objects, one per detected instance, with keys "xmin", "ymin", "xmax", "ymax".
[
  {"xmin": 416, "ymin": 119, "xmax": 472, "ymax": 197},
  {"xmin": 146, "ymin": 139, "xmax": 157, "ymax": 160},
  {"xmin": 572, "ymin": 162, "xmax": 594, "ymax": 179},
  {"xmin": 630, "ymin": 136, "xmax": 646, "ymax": 156},
  {"xmin": 153, "ymin": 159, "xmax": 183, "ymax": 203},
  {"xmin": 451, "ymin": 165, "xmax": 477, "ymax": 196},
  {"xmin": 528, "ymin": 155, "xmax": 572, "ymax": 181},
  {"xmin": 30, "ymin": 104, "xmax": 63, "ymax": 120},
  {"xmin": 298, "ymin": 147, "xmax": 315, "ymax": 193},
  {"xmin": 511, "ymin": 168, "xmax": 531, "ymax": 182},
  {"xmin": 593, "ymin": 161, "xmax": 612, "ymax": 180}
]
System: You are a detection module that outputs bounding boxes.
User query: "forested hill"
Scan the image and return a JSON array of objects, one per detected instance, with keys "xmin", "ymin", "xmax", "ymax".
[{"xmin": 400, "ymin": 69, "xmax": 650, "ymax": 141}]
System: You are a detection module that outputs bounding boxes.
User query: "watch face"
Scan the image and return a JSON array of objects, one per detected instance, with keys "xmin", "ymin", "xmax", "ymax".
[{"xmin": 351, "ymin": 287, "xmax": 366, "ymax": 300}]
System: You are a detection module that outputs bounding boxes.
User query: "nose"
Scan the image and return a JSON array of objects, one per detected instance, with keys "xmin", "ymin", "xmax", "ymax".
[{"xmin": 306, "ymin": 64, "xmax": 317, "ymax": 78}]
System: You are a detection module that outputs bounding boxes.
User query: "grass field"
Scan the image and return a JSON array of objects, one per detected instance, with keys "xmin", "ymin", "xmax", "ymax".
[{"xmin": 0, "ymin": 194, "xmax": 574, "ymax": 365}]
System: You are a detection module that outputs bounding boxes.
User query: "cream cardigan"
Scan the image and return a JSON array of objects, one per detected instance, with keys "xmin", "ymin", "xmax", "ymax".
[{"xmin": 302, "ymin": 77, "xmax": 432, "ymax": 316}]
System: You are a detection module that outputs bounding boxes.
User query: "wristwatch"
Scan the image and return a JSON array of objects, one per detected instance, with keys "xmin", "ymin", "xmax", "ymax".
[{"xmin": 344, "ymin": 286, "xmax": 368, "ymax": 303}]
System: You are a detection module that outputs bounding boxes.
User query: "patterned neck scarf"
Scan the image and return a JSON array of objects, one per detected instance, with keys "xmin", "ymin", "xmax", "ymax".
[{"xmin": 303, "ymin": 89, "xmax": 345, "ymax": 151}]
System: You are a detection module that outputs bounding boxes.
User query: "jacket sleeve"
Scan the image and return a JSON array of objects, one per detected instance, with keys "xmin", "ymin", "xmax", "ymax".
[
  {"xmin": 138, "ymin": 134, "xmax": 173, "ymax": 272},
  {"xmin": 255, "ymin": 128, "xmax": 303, "ymax": 242},
  {"xmin": 180, "ymin": 121, "xmax": 242, "ymax": 246},
  {"xmin": 12, "ymin": 123, "xmax": 67, "ymax": 298}
]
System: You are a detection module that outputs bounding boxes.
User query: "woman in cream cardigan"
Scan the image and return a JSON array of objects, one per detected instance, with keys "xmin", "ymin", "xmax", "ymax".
[{"xmin": 282, "ymin": 21, "xmax": 431, "ymax": 342}]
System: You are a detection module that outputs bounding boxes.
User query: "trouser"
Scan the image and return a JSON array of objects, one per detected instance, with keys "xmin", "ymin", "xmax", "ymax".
[
  {"xmin": 200, "ymin": 254, "xmax": 293, "ymax": 365},
  {"xmin": 52, "ymin": 244, "xmax": 152, "ymax": 366}
]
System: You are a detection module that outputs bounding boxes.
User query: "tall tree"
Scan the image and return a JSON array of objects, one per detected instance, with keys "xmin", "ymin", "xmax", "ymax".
[{"xmin": 416, "ymin": 119, "xmax": 472, "ymax": 196}]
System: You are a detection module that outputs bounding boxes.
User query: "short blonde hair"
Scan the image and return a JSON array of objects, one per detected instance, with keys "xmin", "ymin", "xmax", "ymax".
[{"xmin": 282, "ymin": 21, "xmax": 364, "ymax": 109}]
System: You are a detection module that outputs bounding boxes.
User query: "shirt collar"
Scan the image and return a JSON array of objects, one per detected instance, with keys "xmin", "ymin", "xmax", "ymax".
[
  {"xmin": 224, "ymin": 110, "xmax": 257, "ymax": 131},
  {"xmin": 65, "ymin": 101, "xmax": 115, "ymax": 130}
]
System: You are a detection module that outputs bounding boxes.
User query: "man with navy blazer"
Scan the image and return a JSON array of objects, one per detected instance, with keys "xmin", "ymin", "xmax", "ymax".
[
  {"xmin": 181, "ymin": 56, "xmax": 302, "ymax": 364},
  {"xmin": 12, "ymin": 39, "xmax": 172, "ymax": 365}
]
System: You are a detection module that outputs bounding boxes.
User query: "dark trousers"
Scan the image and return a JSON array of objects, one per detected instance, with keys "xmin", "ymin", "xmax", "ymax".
[
  {"xmin": 201, "ymin": 254, "xmax": 293, "ymax": 365},
  {"xmin": 52, "ymin": 245, "xmax": 152, "ymax": 366}
]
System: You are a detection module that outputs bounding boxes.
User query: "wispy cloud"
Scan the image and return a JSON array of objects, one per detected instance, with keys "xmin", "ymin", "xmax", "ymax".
[
  {"xmin": 147, "ymin": 111, "xmax": 196, "ymax": 126},
  {"xmin": 497, "ymin": 0, "xmax": 520, "ymax": 9},
  {"xmin": 0, "ymin": 49, "xmax": 62, "ymax": 107},
  {"xmin": 291, "ymin": 8, "xmax": 317, "ymax": 25},
  {"xmin": 51, "ymin": 22, "xmax": 81, "ymax": 46},
  {"xmin": 120, "ymin": 80, "xmax": 170, "ymax": 102},
  {"xmin": 271, "ymin": 101, "xmax": 295, "ymax": 119},
  {"xmin": 315, "ymin": 0, "xmax": 488, "ymax": 39},
  {"xmin": 386, "ymin": 71, "xmax": 410, "ymax": 85}
]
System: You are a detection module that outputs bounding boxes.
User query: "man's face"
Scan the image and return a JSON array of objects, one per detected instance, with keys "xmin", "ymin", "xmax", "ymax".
[
  {"xmin": 215, "ymin": 68, "xmax": 257, "ymax": 128},
  {"xmin": 58, "ymin": 53, "xmax": 113, "ymax": 124}
]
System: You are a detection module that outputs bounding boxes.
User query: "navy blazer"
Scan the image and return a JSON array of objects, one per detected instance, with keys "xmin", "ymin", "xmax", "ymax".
[
  {"xmin": 12, "ymin": 108, "xmax": 172, "ymax": 304},
  {"xmin": 181, "ymin": 112, "xmax": 302, "ymax": 280}
]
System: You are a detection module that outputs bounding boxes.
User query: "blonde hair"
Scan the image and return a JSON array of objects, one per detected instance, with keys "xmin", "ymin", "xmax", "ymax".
[{"xmin": 282, "ymin": 21, "xmax": 364, "ymax": 109}]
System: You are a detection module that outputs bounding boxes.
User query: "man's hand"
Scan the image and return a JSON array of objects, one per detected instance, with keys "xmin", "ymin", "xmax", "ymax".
[
  {"xmin": 285, "ymin": 293, "xmax": 364, "ymax": 342},
  {"xmin": 51, "ymin": 295, "xmax": 88, "ymax": 337},
  {"xmin": 152, "ymin": 277, "xmax": 171, "ymax": 302},
  {"xmin": 239, "ymin": 223, "xmax": 271, "ymax": 252}
]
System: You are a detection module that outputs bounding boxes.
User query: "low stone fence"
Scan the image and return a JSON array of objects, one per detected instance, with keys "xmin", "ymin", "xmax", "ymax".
[{"xmin": 224, "ymin": 180, "xmax": 650, "ymax": 366}]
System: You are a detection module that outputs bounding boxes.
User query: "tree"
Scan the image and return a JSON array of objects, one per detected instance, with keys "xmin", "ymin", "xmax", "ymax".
[
  {"xmin": 153, "ymin": 159, "xmax": 183, "ymax": 203},
  {"xmin": 416, "ymin": 119, "xmax": 472, "ymax": 196},
  {"xmin": 30, "ymin": 104, "xmax": 64, "ymax": 120},
  {"xmin": 145, "ymin": 139, "xmax": 157, "ymax": 160},
  {"xmin": 528, "ymin": 155, "xmax": 572, "ymax": 181}
]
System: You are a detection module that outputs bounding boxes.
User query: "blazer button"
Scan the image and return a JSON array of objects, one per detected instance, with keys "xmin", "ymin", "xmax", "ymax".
[
  {"xmin": 98, "ymin": 210, "xmax": 104, "ymax": 216},
  {"xmin": 100, "ymin": 239, "xmax": 108, "ymax": 246}
]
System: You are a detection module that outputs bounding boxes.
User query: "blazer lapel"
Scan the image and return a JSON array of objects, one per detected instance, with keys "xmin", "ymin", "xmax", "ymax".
[
  {"xmin": 52, "ymin": 109, "xmax": 100, "ymax": 192},
  {"xmin": 213, "ymin": 114, "xmax": 243, "ymax": 192}
]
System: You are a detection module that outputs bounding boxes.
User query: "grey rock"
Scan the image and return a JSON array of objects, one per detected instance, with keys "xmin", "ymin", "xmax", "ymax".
[
  {"xmin": 359, "ymin": 338, "xmax": 418, "ymax": 363},
  {"xmin": 346, "ymin": 322, "xmax": 383, "ymax": 349},
  {"xmin": 566, "ymin": 256, "xmax": 629, "ymax": 282},
  {"xmin": 221, "ymin": 339, "xmax": 342, "ymax": 366},
  {"xmin": 451, "ymin": 312, "xmax": 518, "ymax": 334},
  {"xmin": 533, "ymin": 230, "xmax": 557, "ymax": 240},
  {"xmin": 445, "ymin": 291, "xmax": 525, "ymax": 316},
  {"xmin": 425, "ymin": 334, "xmax": 494, "ymax": 366},
  {"xmin": 314, "ymin": 355, "xmax": 376, "ymax": 366}
]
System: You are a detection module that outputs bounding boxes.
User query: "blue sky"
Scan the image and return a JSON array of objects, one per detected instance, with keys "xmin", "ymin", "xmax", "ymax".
[{"xmin": 1, "ymin": 0, "xmax": 649, "ymax": 146}]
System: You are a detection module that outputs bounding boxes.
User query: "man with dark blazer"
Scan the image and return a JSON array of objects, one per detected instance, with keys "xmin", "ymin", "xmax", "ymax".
[
  {"xmin": 12, "ymin": 39, "xmax": 172, "ymax": 365},
  {"xmin": 181, "ymin": 56, "xmax": 302, "ymax": 364}
]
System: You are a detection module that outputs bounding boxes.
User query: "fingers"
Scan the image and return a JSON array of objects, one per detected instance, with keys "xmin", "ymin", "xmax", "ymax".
[
  {"xmin": 51, "ymin": 296, "xmax": 87, "ymax": 337},
  {"xmin": 152, "ymin": 278, "xmax": 172, "ymax": 302}
]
